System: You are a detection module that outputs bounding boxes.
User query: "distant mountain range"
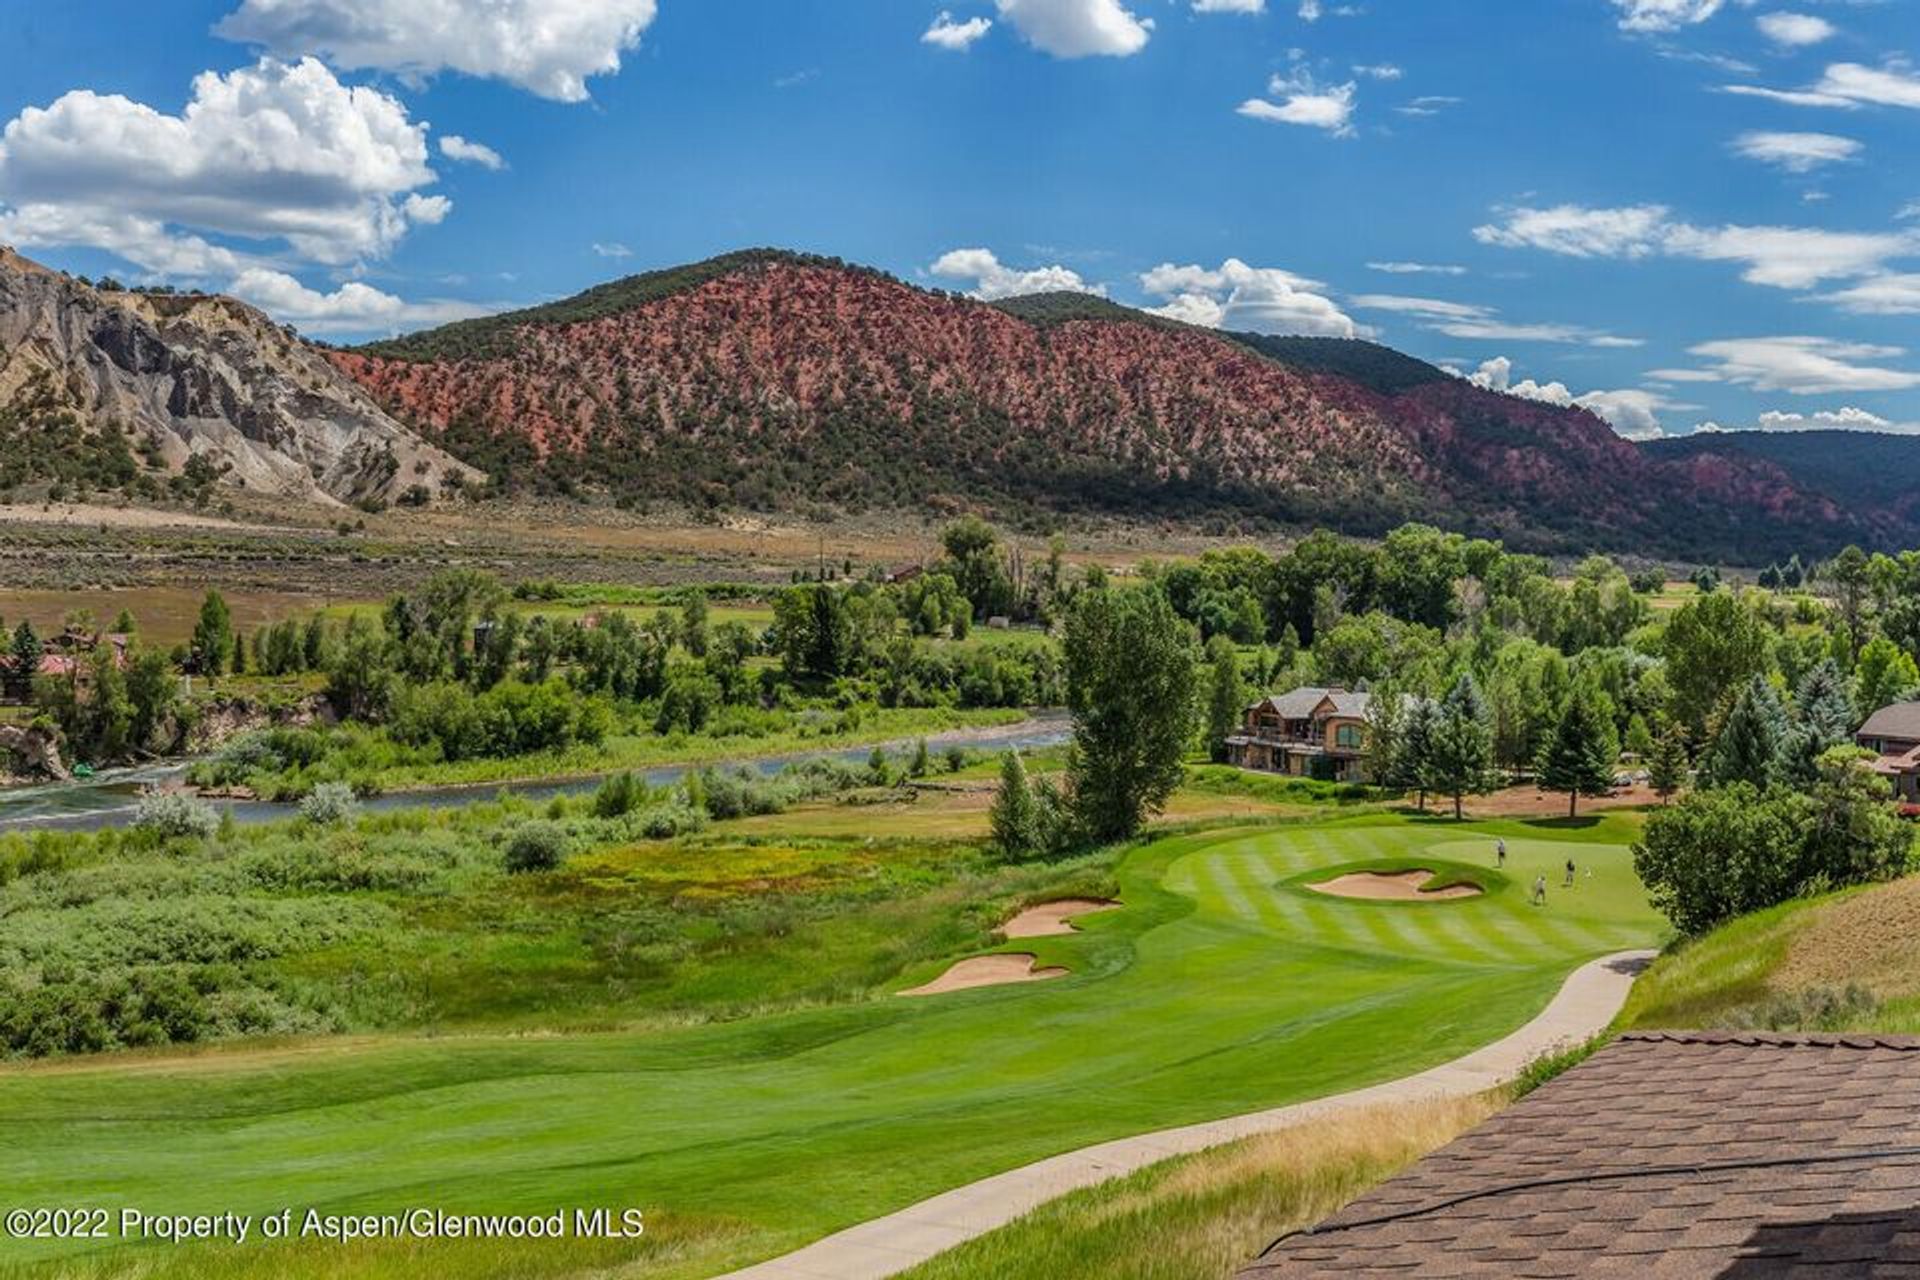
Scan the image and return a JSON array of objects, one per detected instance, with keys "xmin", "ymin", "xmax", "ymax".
[
  {"xmin": 5, "ymin": 244, "xmax": 1911, "ymax": 560},
  {"xmin": 1644, "ymin": 430, "xmax": 1920, "ymax": 547}
]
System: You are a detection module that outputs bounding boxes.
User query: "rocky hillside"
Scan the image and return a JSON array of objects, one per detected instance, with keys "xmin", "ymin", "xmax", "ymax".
[
  {"xmin": 332, "ymin": 252, "xmax": 1862, "ymax": 560},
  {"xmin": 0, "ymin": 247, "xmax": 477, "ymax": 508}
]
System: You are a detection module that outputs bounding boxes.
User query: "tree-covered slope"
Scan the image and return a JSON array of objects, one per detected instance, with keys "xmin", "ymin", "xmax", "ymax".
[
  {"xmin": 329, "ymin": 252, "xmax": 1871, "ymax": 559},
  {"xmin": 1645, "ymin": 430, "xmax": 1920, "ymax": 522}
]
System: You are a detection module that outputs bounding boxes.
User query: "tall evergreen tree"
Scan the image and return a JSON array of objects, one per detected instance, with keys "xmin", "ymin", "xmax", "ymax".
[
  {"xmin": 1701, "ymin": 676, "xmax": 1788, "ymax": 790},
  {"xmin": 7, "ymin": 621, "xmax": 41, "ymax": 697},
  {"xmin": 1536, "ymin": 694, "xmax": 1619, "ymax": 818},
  {"xmin": 1391, "ymin": 694, "xmax": 1438, "ymax": 810},
  {"xmin": 1778, "ymin": 658, "xmax": 1857, "ymax": 787},
  {"xmin": 1647, "ymin": 724, "xmax": 1689, "ymax": 802},
  {"xmin": 1428, "ymin": 673, "xmax": 1500, "ymax": 819}
]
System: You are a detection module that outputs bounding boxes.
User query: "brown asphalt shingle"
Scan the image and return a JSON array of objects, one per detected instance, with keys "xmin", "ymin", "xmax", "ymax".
[{"xmin": 1239, "ymin": 1032, "xmax": 1920, "ymax": 1279}]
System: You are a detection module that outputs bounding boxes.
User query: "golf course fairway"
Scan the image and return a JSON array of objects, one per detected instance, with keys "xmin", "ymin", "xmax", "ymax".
[{"xmin": 0, "ymin": 814, "xmax": 1664, "ymax": 1280}]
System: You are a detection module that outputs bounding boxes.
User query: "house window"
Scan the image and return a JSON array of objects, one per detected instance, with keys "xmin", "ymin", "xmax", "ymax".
[{"xmin": 1335, "ymin": 724, "xmax": 1362, "ymax": 750}]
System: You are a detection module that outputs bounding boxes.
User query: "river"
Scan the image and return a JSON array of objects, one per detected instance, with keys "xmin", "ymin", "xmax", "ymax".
[{"xmin": 0, "ymin": 713, "xmax": 1073, "ymax": 835}]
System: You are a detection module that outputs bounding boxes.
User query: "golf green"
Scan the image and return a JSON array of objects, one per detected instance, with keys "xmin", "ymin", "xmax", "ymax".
[{"xmin": 0, "ymin": 814, "xmax": 1663, "ymax": 1279}]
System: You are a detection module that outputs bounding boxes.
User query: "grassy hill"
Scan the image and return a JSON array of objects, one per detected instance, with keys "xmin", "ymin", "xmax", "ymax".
[{"xmin": 1618, "ymin": 872, "xmax": 1920, "ymax": 1033}]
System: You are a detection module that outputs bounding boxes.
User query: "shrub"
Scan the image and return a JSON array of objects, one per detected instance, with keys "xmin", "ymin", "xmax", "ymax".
[
  {"xmin": 133, "ymin": 792, "xmax": 221, "ymax": 842},
  {"xmin": 633, "ymin": 798, "xmax": 708, "ymax": 839},
  {"xmin": 1634, "ymin": 752, "xmax": 1912, "ymax": 934},
  {"xmin": 1726, "ymin": 985, "xmax": 1879, "ymax": 1033},
  {"xmin": 593, "ymin": 771, "xmax": 646, "ymax": 818},
  {"xmin": 504, "ymin": 821, "xmax": 569, "ymax": 874},
  {"xmin": 298, "ymin": 782, "xmax": 360, "ymax": 827}
]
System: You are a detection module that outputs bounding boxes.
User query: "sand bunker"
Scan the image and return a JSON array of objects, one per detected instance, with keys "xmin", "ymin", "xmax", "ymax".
[
  {"xmin": 1309, "ymin": 869, "xmax": 1483, "ymax": 901},
  {"xmin": 899, "ymin": 954, "xmax": 1068, "ymax": 997},
  {"xmin": 999, "ymin": 898, "xmax": 1120, "ymax": 939}
]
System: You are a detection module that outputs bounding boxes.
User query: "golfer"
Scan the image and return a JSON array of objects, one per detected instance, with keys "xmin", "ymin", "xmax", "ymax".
[
  {"xmin": 1564, "ymin": 857, "xmax": 1576, "ymax": 888},
  {"xmin": 1531, "ymin": 874, "xmax": 1547, "ymax": 906},
  {"xmin": 1496, "ymin": 838, "xmax": 1507, "ymax": 868}
]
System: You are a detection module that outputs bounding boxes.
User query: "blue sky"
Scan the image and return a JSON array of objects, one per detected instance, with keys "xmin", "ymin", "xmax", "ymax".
[{"xmin": 2, "ymin": 0, "xmax": 1916, "ymax": 439}]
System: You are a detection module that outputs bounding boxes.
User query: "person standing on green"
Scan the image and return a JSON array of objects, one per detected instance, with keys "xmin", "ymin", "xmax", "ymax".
[{"xmin": 1531, "ymin": 874, "xmax": 1547, "ymax": 907}]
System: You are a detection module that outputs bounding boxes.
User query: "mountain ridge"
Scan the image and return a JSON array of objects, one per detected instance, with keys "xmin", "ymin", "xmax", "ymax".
[{"xmin": 327, "ymin": 251, "xmax": 1864, "ymax": 559}]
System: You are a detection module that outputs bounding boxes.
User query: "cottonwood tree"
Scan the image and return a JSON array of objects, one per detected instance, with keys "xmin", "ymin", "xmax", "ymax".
[
  {"xmin": 1662, "ymin": 591, "xmax": 1773, "ymax": 739},
  {"xmin": 1202, "ymin": 634, "xmax": 1247, "ymax": 764},
  {"xmin": 191, "ymin": 590, "xmax": 234, "ymax": 679},
  {"xmin": 1536, "ymin": 694, "xmax": 1618, "ymax": 818},
  {"xmin": 1063, "ymin": 586, "xmax": 1199, "ymax": 843},
  {"xmin": 1854, "ymin": 635, "xmax": 1920, "ymax": 722}
]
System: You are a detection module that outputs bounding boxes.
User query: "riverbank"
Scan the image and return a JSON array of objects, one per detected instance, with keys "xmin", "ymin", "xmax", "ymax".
[{"xmin": 0, "ymin": 710, "xmax": 1071, "ymax": 834}]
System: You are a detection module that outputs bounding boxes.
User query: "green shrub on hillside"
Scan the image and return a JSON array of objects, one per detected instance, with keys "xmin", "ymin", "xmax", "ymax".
[{"xmin": 1633, "ymin": 751, "xmax": 1912, "ymax": 934}]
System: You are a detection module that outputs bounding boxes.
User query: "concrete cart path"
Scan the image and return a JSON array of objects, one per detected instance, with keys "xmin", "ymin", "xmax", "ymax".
[{"xmin": 715, "ymin": 949, "xmax": 1656, "ymax": 1280}]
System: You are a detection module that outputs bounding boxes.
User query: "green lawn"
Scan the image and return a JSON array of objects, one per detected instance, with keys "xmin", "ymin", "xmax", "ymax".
[{"xmin": 0, "ymin": 813, "xmax": 1662, "ymax": 1280}]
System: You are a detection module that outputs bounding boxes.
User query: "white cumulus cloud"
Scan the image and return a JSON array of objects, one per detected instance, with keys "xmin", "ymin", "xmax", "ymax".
[
  {"xmin": 1465, "ymin": 356, "xmax": 1681, "ymax": 439},
  {"xmin": 1193, "ymin": 0, "xmax": 1264, "ymax": 12},
  {"xmin": 931, "ymin": 247, "xmax": 1106, "ymax": 300},
  {"xmin": 1238, "ymin": 69, "xmax": 1356, "ymax": 135},
  {"xmin": 1756, "ymin": 12, "xmax": 1836, "ymax": 47},
  {"xmin": 994, "ymin": 0, "xmax": 1151, "ymax": 58},
  {"xmin": 592, "ymin": 242, "xmax": 632, "ymax": 258},
  {"xmin": 438, "ymin": 134, "xmax": 505, "ymax": 170},
  {"xmin": 1139, "ymin": 258, "xmax": 1359, "ymax": 337},
  {"xmin": 229, "ymin": 266, "xmax": 495, "ymax": 335},
  {"xmin": 0, "ymin": 57, "xmax": 444, "ymax": 275},
  {"xmin": 1756, "ymin": 406, "xmax": 1893, "ymax": 430},
  {"xmin": 924, "ymin": 12, "xmax": 994, "ymax": 49},
  {"xmin": 217, "ymin": 0, "xmax": 658, "ymax": 102}
]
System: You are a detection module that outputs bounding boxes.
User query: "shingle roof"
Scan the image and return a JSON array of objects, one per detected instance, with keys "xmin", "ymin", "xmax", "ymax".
[
  {"xmin": 1239, "ymin": 1031, "xmax": 1920, "ymax": 1279},
  {"xmin": 1860, "ymin": 702, "xmax": 1920, "ymax": 743},
  {"xmin": 1260, "ymin": 687, "xmax": 1372, "ymax": 720}
]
